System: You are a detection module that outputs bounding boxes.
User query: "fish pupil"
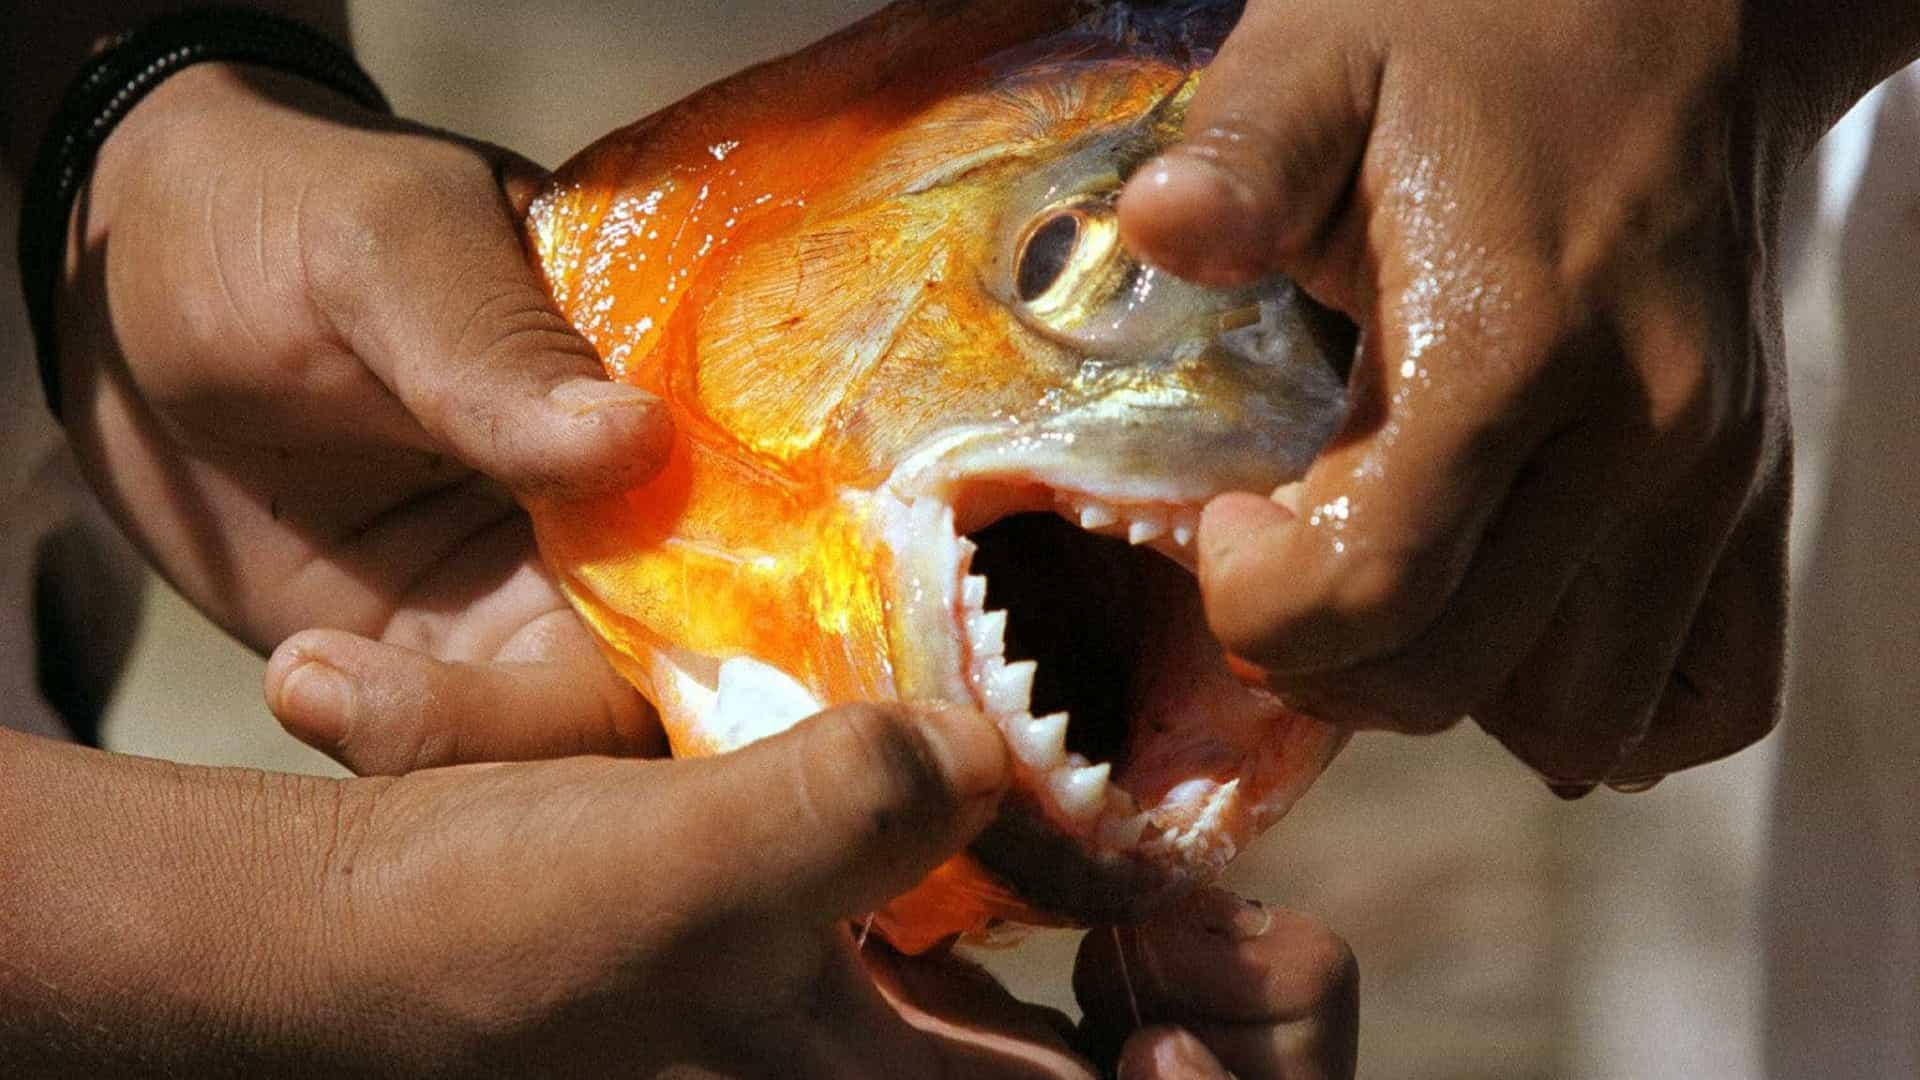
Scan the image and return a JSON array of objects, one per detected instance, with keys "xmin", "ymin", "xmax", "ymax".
[{"xmin": 1016, "ymin": 212, "xmax": 1081, "ymax": 302}]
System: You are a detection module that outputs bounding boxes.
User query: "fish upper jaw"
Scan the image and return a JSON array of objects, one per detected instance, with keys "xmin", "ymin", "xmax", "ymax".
[{"xmin": 877, "ymin": 422, "xmax": 1291, "ymax": 571}]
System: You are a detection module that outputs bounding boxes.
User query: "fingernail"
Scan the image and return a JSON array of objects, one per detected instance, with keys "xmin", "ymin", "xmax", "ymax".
[
  {"xmin": 1189, "ymin": 888, "xmax": 1274, "ymax": 941},
  {"xmin": 547, "ymin": 378, "xmax": 662, "ymax": 418},
  {"xmin": 912, "ymin": 705, "xmax": 1010, "ymax": 810},
  {"xmin": 273, "ymin": 660, "xmax": 355, "ymax": 748},
  {"xmin": 1269, "ymin": 480, "xmax": 1305, "ymax": 517},
  {"xmin": 1153, "ymin": 1029, "xmax": 1223, "ymax": 1077}
]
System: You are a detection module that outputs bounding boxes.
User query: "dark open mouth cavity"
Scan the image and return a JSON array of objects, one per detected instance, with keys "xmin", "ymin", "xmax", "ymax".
[{"xmin": 970, "ymin": 512, "xmax": 1156, "ymax": 771}]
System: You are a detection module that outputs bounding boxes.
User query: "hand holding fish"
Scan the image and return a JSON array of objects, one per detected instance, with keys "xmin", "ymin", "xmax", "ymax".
[
  {"xmin": 308, "ymin": 703, "xmax": 1352, "ymax": 1079},
  {"xmin": 0, "ymin": 699, "xmax": 1352, "ymax": 1075},
  {"xmin": 51, "ymin": 62, "xmax": 674, "ymax": 769},
  {"xmin": 1124, "ymin": 0, "xmax": 1920, "ymax": 787}
]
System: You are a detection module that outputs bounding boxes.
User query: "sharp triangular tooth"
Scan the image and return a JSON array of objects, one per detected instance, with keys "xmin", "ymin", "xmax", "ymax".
[
  {"xmin": 1078, "ymin": 500, "xmax": 1119, "ymax": 530},
  {"xmin": 1050, "ymin": 762, "xmax": 1111, "ymax": 823},
  {"xmin": 966, "ymin": 609, "xmax": 1006, "ymax": 658},
  {"xmin": 1160, "ymin": 778, "xmax": 1216, "ymax": 811},
  {"xmin": 961, "ymin": 574, "xmax": 988, "ymax": 611},
  {"xmin": 1172, "ymin": 520, "xmax": 1196, "ymax": 547},
  {"xmin": 1270, "ymin": 481, "xmax": 1305, "ymax": 516},
  {"xmin": 1127, "ymin": 514, "xmax": 1166, "ymax": 545},
  {"xmin": 911, "ymin": 495, "xmax": 950, "ymax": 533},
  {"xmin": 1098, "ymin": 812, "xmax": 1148, "ymax": 849},
  {"xmin": 1010, "ymin": 712, "xmax": 1068, "ymax": 769},
  {"xmin": 982, "ymin": 659, "xmax": 1036, "ymax": 714}
]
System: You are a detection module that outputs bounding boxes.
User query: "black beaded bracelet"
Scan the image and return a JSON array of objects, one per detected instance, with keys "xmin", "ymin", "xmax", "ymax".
[{"xmin": 17, "ymin": 8, "xmax": 392, "ymax": 420}]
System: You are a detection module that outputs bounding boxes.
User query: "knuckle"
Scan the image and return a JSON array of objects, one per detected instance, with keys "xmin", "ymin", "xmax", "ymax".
[
  {"xmin": 1640, "ymin": 334, "xmax": 1721, "ymax": 448},
  {"xmin": 454, "ymin": 284, "xmax": 590, "ymax": 371},
  {"xmin": 309, "ymin": 161, "xmax": 432, "ymax": 286},
  {"xmin": 305, "ymin": 141, "xmax": 496, "ymax": 317},
  {"xmin": 1290, "ymin": 926, "xmax": 1359, "ymax": 1010},
  {"xmin": 801, "ymin": 705, "xmax": 950, "ymax": 844}
]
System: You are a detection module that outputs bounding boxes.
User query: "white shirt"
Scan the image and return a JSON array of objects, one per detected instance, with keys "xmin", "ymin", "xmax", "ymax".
[{"xmin": 1767, "ymin": 63, "xmax": 1920, "ymax": 1079}]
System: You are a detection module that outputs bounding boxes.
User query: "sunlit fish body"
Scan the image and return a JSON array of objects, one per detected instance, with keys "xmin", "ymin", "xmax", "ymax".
[{"xmin": 525, "ymin": 0, "xmax": 1353, "ymax": 952}]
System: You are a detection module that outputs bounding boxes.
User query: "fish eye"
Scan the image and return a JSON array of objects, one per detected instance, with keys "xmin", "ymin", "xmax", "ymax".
[
  {"xmin": 1016, "ymin": 211, "xmax": 1081, "ymax": 302},
  {"xmin": 1010, "ymin": 197, "xmax": 1129, "ymax": 332}
]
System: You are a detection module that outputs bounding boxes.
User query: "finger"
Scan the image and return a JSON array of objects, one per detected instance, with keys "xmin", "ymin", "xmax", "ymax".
[
  {"xmin": 673, "ymin": 703, "xmax": 1010, "ymax": 933},
  {"xmin": 310, "ymin": 136, "xmax": 673, "ymax": 499},
  {"xmin": 1200, "ymin": 260, "xmax": 1577, "ymax": 679},
  {"xmin": 1605, "ymin": 466, "xmax": 1788, "ymax": 784},
  {"xmin": 1078, "ymin": 891, "xmax": 1355, "ymax": 1029},
  {"xmin": 1116, "ymin": 1027, "xmax": 1231, "ymax": 1080},
  {"xmin": 1244, "ymin": 406, "xmax": 1634, "ymax": 732},
  {"xmin": 1171, "ymin": 1019, "xmax": 1354, "ymax": 1080},
  {"xmin": 1076, "ymin": 891, "xmax": 1357, "ymax": 1078},
  {"xmin": 864, "ymin": 944, "xmax": 1096, "ymax": 1079},
  {"xmin": 1117, "ymin": 2, "xmax": 1379, "ymax": 286},
  {"xmin": 1474, "ymin": 438, "xmax": 1762, "ymax": 782},
  {"xmin": 265, "ymin": 622, "xmax": 662, "ymax": 775}
]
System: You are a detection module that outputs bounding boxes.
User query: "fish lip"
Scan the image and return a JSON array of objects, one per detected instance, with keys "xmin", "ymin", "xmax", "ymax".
[{"xmin": 871, "ymin": 434, "xmax": 1341, "ymax": 922}]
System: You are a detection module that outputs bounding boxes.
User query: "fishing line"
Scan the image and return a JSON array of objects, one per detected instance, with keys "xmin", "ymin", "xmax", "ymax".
[{"xmin": 1111, "ymin": 925, "xmax": 1144, "ymax": 1031}]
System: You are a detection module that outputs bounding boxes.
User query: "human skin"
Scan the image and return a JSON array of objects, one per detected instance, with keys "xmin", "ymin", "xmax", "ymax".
[
  {"xmin": 0, "ymin": 704, "xmax": 1355, "ymax": 1076},
  {"xmin": 50, "ymin": 61, "xmax": 673, "ymax": 766},
  {"xmin": 4, "ymin": 8, "xmax": 1356, "ymax": 1075},
  {"xmin": 1123, "ymin": 0, "xmax": 1920, "ymax": 788}
]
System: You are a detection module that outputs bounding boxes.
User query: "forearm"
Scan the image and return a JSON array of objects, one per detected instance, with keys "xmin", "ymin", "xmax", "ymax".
[
  {"xmin": 3, "ymin": 2, "xmax": 349, "ymax": 183},
  {"xmin": 0, "ymin": 728, "xmax": 383, "ymax": 1074}
]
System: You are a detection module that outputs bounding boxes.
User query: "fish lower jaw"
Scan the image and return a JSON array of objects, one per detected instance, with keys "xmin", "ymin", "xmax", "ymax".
[{"xmin": 960, "ymin": 556, "xmax": 1244, "ymax": 861}]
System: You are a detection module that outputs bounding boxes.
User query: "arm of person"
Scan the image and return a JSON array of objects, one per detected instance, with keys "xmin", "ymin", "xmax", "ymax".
[
  {"xmin": 0, "ymin": 706, "xmax": 1026, "ymax": 1075},
  {"xmin": 1, "ymin": 706, "xmax": 1356, "ymax": 1077},
  {"xmin": 1119, "ymin": 0, "xmax": 1920, "ymax": 787}
]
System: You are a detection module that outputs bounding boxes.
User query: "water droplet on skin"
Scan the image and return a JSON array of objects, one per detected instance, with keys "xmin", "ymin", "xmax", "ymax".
[{"xmin": 1607, "ymin": 777, "xmax": 1663, "ymax": 794}]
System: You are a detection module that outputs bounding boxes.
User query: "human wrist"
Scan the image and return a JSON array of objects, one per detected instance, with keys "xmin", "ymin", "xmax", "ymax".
[
  {"xmin": 0, "ymin": 732, "xmax": 405, "ymax": 1071},
  {"xmin": 307, "ymin": 762, "xmax": 695, "ymax": 1076}
]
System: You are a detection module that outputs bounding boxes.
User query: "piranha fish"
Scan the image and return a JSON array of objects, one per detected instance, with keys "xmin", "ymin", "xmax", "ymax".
[{"xmin": 523, "ymin": 0, "xmax": 1354, "ymax": 953}]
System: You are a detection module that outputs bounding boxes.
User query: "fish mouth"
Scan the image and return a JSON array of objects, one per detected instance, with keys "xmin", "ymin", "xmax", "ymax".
[{"xmin": 877, "ymin": 467, "xmax": 1343, "ymax": 923}]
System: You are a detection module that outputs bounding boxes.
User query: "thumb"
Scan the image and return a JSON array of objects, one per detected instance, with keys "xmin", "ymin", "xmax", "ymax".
[
  {"xmin": 676, "ymin": 703, "xmax": 1009, "ymax": 932},
  {"xmin": 317, "ymin": 138, "xmax": 673, "ymax": 499},
  {"xmin": 1117, "ymin": 2, "xmax": 1378, "ymax": 286}
]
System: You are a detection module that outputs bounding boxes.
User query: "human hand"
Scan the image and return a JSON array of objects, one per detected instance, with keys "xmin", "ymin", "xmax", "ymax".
[
  {"xmin": 278, "ymin": 678, "xmax": 1356, "ymax": 1078},
  {"xmin": 319, "ymin": 702, "xmax": 1061, "ymax": 1076},
  {"xmin": 1117, "ymin": 0, "xmax": 1917, "ymax": 787},
  {"xmin": 292, "ymin": 702, "xmax": 1351, "ymax": 1078},
  {"xmin": 52, "ymin": 62, "xmax": 673, "ymax": 771},
  {"xmin": 1072, "ymin": 888, "xmax": 1358, "ymax": 1079}
]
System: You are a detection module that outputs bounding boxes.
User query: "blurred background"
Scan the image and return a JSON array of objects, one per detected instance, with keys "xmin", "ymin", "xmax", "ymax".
[{"xmin": 90, "ymin": 3, "xmax": 1911, "ymax": 1077}]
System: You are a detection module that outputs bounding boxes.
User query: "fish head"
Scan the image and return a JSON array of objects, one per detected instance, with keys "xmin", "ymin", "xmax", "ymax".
[{"xmin": 526, "ymin": 0, "xmax": 1352, "ymax": 952}]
